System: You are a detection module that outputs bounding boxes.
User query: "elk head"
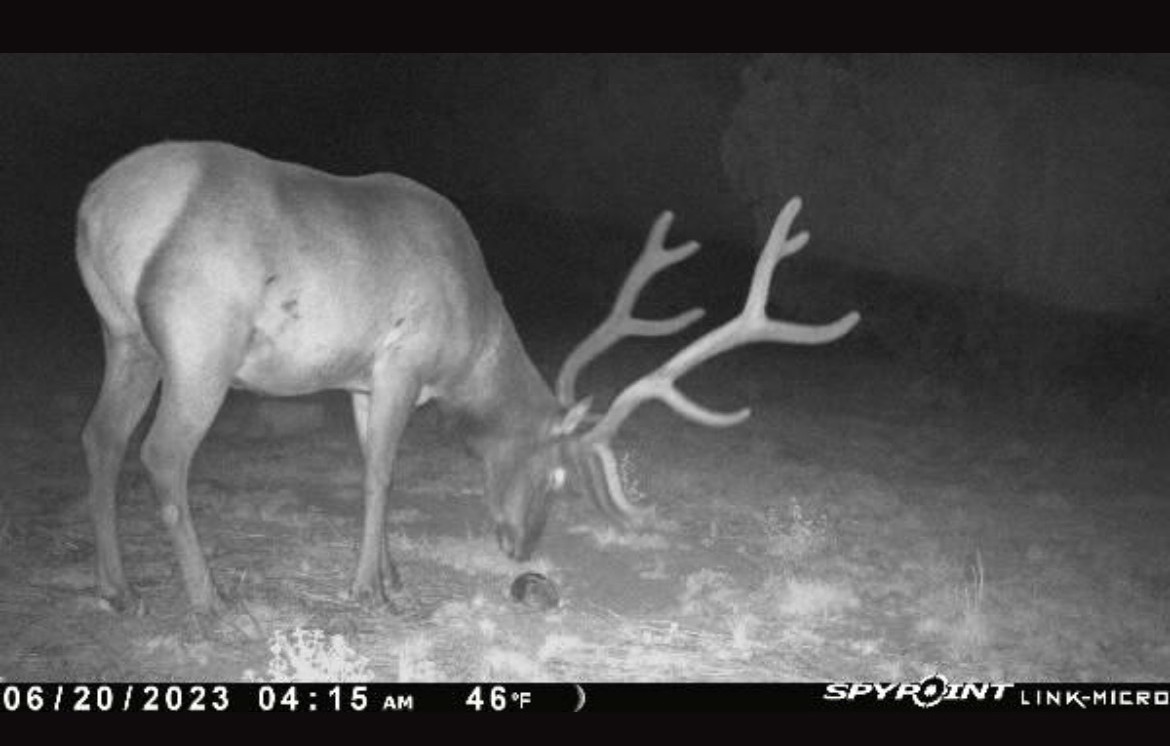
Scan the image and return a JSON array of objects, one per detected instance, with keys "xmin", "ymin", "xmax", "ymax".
[{"xmin": 492, "ymin": 197, "xmax": 860, "ymax": 560}]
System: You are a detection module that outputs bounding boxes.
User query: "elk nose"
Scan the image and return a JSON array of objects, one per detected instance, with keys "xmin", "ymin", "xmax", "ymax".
[{"xmin": 496, "ymin": 524, "xmax": 530, "ymax": 561}]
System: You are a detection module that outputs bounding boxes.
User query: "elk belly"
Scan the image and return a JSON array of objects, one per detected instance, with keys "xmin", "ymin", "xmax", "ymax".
[{"xmin": 233, "ymin": 323, "xmax": 375, "ymax": 396}]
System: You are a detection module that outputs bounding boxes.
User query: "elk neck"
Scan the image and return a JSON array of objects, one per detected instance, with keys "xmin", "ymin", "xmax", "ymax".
[{"xmin": 444, "ymin": 300, "xmax": 564, "ymax": 466}]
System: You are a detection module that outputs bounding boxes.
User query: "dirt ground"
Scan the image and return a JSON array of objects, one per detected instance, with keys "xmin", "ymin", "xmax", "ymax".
[{"xmin": 1, "ymin": 326, "xmax": 1168, "ymax": 684}]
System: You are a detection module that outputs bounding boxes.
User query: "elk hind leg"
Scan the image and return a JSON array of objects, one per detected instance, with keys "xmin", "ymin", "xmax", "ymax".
[
  {"xmin": 82, "ymin": 331, "xmax": 160, "ymax": 612},
  {"xmin": 139, "ymin": 330, "xmax": 241, "ymax": 615}
]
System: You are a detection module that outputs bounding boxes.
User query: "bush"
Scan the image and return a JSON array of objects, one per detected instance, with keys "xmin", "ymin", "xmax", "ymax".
[
  {"xmin": 722, "ymin": 53, "xmax": 1170, "ymax": 316},
  {"xmin": 722, "ymin": 54, "xmax": 1170, "ymax": 407}
]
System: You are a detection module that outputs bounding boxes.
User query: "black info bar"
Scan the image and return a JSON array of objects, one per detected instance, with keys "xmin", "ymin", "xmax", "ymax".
[{"xmin": 1, "ymin": 682, "xmax": 1167, "ymax": 713}]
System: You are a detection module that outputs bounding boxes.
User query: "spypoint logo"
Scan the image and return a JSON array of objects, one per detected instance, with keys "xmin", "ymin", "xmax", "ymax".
[{"xmin": 824, "ymin": 674, "xmax": 1013, "ymax": 708}]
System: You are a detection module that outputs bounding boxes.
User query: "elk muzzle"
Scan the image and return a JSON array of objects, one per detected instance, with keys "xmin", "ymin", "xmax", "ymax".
[
  {"xmin": 496, "ymin": 520, "xmax": 543, "ymax": 562},
  {"xmin": 495, "ymin": 522, "xmax": 525, "ymax": 561}
]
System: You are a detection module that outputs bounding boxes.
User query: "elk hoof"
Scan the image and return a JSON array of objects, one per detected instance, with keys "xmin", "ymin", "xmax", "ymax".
[
  {"xmin": 347, "ymin": 582, "xmax": 390, "ymax": 610},
  {"xmin": 98, "ymin": 588, "xmax": 147, "ymax": 617},
  {"xmin": 510, "ymin": 572, "xmax": 559, "ymax": 611}
]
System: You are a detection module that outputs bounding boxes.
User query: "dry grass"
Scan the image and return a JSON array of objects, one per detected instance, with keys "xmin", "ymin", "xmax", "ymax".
[
  {"xmin": 243, "ymin": 627, "xmax": 373, "ymax": 683},
  {"xmin": 388, "ymin": 532, "xmax": 554, "ymax": 578}
]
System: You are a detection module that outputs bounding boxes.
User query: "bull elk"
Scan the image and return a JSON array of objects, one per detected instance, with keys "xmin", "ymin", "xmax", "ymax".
[{"xmin": 77, "ymin": 141, "xmax": 859, "ymax": 617}]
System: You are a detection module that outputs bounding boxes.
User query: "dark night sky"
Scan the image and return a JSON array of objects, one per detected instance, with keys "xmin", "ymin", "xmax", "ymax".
[{"xmin": 0, "ymin": 52, "xmax": 750, "ymax": 177}]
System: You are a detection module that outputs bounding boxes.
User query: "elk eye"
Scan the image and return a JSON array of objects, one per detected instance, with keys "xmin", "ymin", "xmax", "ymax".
[{"xmin": 549, "ymin": 467, "xmax": 567, "ymax": 491}]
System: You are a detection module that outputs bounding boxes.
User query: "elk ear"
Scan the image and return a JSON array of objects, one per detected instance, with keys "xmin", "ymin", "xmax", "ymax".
[{"xmin": 552, "ymin": 397, "xmax": 593, "ymax": 437}]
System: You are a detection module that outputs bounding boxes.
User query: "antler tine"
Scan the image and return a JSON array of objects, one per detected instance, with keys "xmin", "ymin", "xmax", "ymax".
[
  {"xmin": 584, "ymin": 196, "xmax": 861, "ymax": 449},
  {"xmin": 555, "ymin": 210, "xmax": 706, "ymax": 406}
]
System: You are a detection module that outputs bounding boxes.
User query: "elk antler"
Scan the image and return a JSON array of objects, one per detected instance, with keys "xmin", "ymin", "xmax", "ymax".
[
  {"xmin": 555, "ymin": 211, "xmax": 707, "ymax": 407},
  {"xmin": 579, "ymin": 197, "xmax": 861, "ymax": 520}
]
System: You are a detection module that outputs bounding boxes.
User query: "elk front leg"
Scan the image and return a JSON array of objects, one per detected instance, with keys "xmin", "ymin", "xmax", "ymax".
[
  {"xmin": 82, "ymin": 332, "xmax": 160, "ymax": 612},
  {"xmin": 350, "ymin": 369, "xmax": 420, "ymax": 605},
  {"xmin": 351, "ymin": 392, "xmax": 371, "ymax": 462}
]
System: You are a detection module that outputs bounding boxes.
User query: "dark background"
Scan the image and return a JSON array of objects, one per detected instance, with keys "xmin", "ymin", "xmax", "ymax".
[{"xmin": 3, "ymin": 53, "xmax": 1169, "ymax": 411}]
